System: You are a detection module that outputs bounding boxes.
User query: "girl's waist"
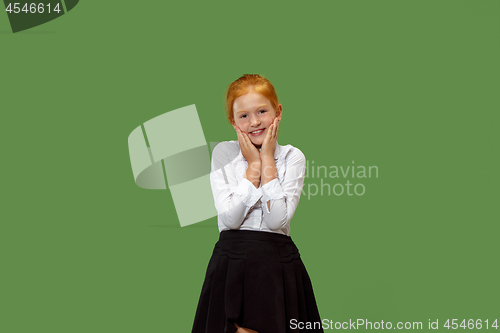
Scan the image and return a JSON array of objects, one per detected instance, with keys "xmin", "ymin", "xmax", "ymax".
[{"xmin": 219, "ymin": 229, "xmax": 294, "ymax": 244}]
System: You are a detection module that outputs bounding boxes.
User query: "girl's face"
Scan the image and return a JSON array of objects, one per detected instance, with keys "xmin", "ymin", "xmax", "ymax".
[{"xmin": 232, "ymin": 90, "xmax": 282, "ymax": 148}]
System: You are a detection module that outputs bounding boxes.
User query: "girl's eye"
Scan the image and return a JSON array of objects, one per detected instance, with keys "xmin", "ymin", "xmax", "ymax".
[{"xmin": 240, "ymin": 110, "xmax": 265, "ymax": 118}]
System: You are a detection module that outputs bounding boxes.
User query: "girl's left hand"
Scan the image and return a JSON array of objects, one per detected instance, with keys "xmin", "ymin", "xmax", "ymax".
[{"xmin": 260, "ymin": 117, "xmax": 279, "ymax": 160}]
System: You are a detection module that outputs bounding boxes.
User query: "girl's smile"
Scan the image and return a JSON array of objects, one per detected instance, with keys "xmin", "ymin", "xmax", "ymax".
[{"xmin": 249, "ymin": 128, "xmax": 265, "ymax": 136}]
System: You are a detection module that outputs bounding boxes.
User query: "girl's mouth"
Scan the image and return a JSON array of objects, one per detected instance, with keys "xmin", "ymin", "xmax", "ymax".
[{"xmin": 249, "ymin": 128, "xmax": 265, "ymax": 137}]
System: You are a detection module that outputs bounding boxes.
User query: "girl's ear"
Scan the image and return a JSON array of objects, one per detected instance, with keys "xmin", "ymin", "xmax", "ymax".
[{"xmin": 277, "ymin": 104, "xmax": 283, "ymax": 121}]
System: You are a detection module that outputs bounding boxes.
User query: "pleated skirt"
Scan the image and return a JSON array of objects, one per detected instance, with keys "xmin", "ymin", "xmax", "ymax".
[{"xmin": 191, "ymin": 230, "xmax": 324, "ymax": 333}]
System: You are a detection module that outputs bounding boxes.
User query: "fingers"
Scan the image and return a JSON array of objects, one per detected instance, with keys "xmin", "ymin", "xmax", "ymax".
[
  {"xmin": 235, "ymin": 125, "xmax": 255, "ymax": 151},
  {"xmin": 262, "ymin": 119, "xmax": 278, "ymax": 146},
  {"xmin": 269, "ymin": 118, "xmax": 277, "ymax": 141},
  {"xmin": 233, "ymin": 125, "xmax": 241, "ymax": 141},
  {"xmin": 273, "ymin": 118, "xmax": 279, "ymax": 140},
  {"xmin": 241, "ymin": 130, "xmax": 252, "ymax": 147},
  {"xmin": 242, "ymin": 131, "xmax": 251, "ymax": 143},
  {"xmin": 265, "ymin": 123, "xmax": 273, "ymax": 142},
  {"xmin": 234, "ymin": 125, "xmax": 247, "ymax": 150}
]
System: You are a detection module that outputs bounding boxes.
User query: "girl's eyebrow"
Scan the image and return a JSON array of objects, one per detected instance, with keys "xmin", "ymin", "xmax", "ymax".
[{"xmin": 236, "ymin": 104, "xmax": 268, "ymax": 114}]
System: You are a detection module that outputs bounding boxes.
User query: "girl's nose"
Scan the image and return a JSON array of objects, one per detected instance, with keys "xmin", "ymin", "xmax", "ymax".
[{"xmin": 250, "ymin": 116, "xmax": 260, "ymax": 127}]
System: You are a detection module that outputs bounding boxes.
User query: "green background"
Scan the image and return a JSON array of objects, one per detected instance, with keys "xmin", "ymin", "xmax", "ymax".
[{"xmin": 1, "ymin": 0, "xmax": 498, "ymax": 332}]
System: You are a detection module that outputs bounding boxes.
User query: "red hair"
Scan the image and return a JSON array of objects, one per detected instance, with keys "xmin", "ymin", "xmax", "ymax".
[{"xmin": 225, "ymin": 74, "xmax": 280, "ymax": 124}]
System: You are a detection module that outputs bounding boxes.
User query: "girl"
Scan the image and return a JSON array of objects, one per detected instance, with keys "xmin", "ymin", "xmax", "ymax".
[{"xmin": 192, "ymin": 74, "xmax": 323, "ymax": 333}]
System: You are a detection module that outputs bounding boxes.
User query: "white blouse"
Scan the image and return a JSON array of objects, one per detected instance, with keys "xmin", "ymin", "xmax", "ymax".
[{"xmin": 210, "ymin": 140, "xmax": 306, "ymax": 236}]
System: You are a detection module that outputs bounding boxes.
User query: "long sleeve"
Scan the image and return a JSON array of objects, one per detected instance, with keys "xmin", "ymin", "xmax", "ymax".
[
  {"xmin": 260, "ymin": 148, "xmax": 306, "ymax": 231},
  {"xmin": 210, "ymin": 143, "xmax": 264, "ymax": 229}
]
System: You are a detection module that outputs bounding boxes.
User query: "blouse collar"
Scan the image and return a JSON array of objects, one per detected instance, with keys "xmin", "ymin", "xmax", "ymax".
[{"xmin": 236, "ymin": 140, "xmax": 281, "ymax": 162}]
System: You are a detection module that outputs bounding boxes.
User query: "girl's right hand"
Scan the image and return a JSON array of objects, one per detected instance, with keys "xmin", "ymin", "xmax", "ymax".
[{"xmin": 233, "ymin": 125, "xmax": 261, "ymax": 165}]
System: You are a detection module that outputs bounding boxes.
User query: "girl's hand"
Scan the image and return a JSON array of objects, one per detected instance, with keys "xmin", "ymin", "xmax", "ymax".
[
  {"xmin": 233, "ymin": 124, "xmax": 261, "ymax": 165},
  {"xmin": 260, "ymin": 117, "xmax": 279, "ymax": 160}
]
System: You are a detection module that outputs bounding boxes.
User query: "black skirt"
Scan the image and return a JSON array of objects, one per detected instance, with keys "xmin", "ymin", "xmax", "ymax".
[{"xmin": 192, "ymin": 230, "xmax": 324, "ymax": 333}]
